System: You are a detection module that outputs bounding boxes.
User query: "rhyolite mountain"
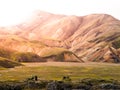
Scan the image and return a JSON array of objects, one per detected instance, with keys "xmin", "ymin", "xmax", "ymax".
[{"xmin": 0, "ymin": 10, "xmax": 120, "ymax": 63}]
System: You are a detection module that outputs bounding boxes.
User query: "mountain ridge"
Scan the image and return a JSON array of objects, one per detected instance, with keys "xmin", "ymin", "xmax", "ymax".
[{"xmin": 0, "ymin": 11, "xmax": 120, "ymax": 63}]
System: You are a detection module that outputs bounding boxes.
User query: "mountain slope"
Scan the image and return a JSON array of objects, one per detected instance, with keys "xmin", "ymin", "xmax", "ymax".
[
  {"xmin": 0, "ymin": 35, "xmax": 82, "ymax": 62},
  {"xmin": 0, "ymin": 11, "xmax": 120, "ymax": 63}
]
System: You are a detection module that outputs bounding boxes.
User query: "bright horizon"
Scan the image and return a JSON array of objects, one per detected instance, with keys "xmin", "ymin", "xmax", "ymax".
[{"xmin": 0, "ymin": 0, "xmax": 120, "ymax": 26}]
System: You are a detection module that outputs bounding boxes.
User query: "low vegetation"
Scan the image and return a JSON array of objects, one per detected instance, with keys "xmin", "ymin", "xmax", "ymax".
[
  {"xmin": 0, "ymin": 76, "xmax": 120, "ymax": 90},
  {"xmin": 0, "ymin": 57, "xmax": 22, "ymax": 68},
  {"xmin": 40, "ymin": 47, "xmax": 67, "ymax": 57},
  {"xmin": 0, "ymin": 62, "xmax": 120, "ymax": 81},
  {"xmin": 0, "ymin": 48, "xmax": 46, "ymax": 63},
  {"xmin": 11, "ymin": 52, "xmax": 45, "ymax": 62},
  {"xmin": 0, "ymin": 62, "xmax": 120, "ymax": 89}
]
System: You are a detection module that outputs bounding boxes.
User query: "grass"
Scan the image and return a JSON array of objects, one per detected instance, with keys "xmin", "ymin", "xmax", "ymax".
[
  {"xmin": 0, "ymin": 47, "xmax": 45, "ymax": 62},
  {"xmin": 40, "ymin": 47, "xmax": 68, "ymax": 57},
  {"xmin": 0, "ymin": 62, "xmax": 120, "ymax": 81},
  {"xmin": 11, "ymin": 52, "xmax": 45, "ymax": 62},
  {"xmin": 0, "ymin": 57, "xmax": 22, "ymax": 68}
]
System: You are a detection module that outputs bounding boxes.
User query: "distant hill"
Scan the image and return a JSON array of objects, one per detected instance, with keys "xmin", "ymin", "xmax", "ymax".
[{"xmin": 0, "ymin": 11, "xmax": 120, "ymax": 63}]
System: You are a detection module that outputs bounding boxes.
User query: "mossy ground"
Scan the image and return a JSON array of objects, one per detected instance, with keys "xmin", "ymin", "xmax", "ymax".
[{"xmin": 0, "ymin": 62, "xmax": 120, "ymax": 81}]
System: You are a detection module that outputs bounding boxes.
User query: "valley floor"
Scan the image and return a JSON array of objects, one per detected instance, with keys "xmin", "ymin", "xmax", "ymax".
[
  {"xmin": 0, "ymin": 62, "xmax": 120, "ymax": 81},
  {"xmin": 22, "ymin": 62, "xmax": 120, "ymax": 67}
]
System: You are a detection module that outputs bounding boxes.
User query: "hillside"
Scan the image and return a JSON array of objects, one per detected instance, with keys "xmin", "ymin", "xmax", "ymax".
[
  {"xmin": 0, "ymin": 11, "xmax": 120, "ymax": 63},
  {"xmin": 0, "ymin": 35, "xmax": 82, "ymax": 62},
  {"xmin": 0, "ymin": 57, "xmax": 22, "ymax": 68}
]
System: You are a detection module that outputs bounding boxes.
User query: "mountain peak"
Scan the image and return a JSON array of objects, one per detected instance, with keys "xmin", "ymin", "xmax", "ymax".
[{"xmin": 0, "ymin": 11, "xmax": 120, "ymax": 63}]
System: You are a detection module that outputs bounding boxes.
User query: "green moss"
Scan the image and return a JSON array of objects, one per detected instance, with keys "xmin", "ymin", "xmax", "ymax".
[
  {"xmin": 11, "ymin": 52, "xmax": 45, "ymax": 62},
  {"xmin": 1, "ymin": 63, "xmax": 120, "ymax": 81},
  {"xmin": 0, "ymin": 47, "xmax": 45, "ymax": 62}
]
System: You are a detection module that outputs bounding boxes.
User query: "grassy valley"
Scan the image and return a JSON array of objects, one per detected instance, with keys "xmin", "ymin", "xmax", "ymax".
[
  {"xmin": 1, "ymin": 62, "xmax": 120, "ymax": 81},
  {"xmin": 0, "ymin": 62, "xmax": 120, "ymax": 89},
  {"xmin": 0, "ymin": 11, "xmax": 120, "ymax": 89}
]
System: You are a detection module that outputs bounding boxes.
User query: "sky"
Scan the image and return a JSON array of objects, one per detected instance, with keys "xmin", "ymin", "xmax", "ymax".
[{"xmin": 0, "ymin": 0, "xmax": 120, "ymax": 26}]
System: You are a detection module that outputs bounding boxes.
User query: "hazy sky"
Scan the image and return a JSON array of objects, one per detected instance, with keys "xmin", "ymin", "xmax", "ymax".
[{"xmin": 0, "ymin": 0, "xmax": 120, "ymax": 26}]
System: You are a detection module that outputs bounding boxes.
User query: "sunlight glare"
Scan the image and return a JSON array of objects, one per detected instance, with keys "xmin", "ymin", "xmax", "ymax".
[
  {"xmin": 0, "ymin": 0, "xmax": 119, "ymax": 26},
  {"xmin": 0, "ymin": 0, "xmax": 35, "ymax": 26}
]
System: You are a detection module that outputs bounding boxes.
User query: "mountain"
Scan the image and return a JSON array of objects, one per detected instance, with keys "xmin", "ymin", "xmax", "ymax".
[{"xmin": 0, "ymin": 10, "xmax": 120, "ymax": 63}]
